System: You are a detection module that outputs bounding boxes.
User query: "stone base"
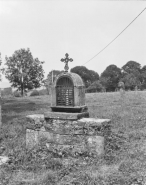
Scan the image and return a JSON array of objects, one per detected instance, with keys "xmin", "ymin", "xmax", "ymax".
[
  {"xmin": 26, "ymin": 114, "xmax": 111, "ymax": 158},
  {"xmin": 44, "ymin": 111, "xmax": 89, "ymax": 120},
  {"xmin": 51, "ymin": 105, "xmax": 88, "ymax": 113}
]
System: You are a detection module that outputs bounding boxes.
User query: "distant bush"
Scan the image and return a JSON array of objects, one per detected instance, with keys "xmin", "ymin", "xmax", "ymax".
[
  {"xmin": 30, "ymin": 90, "xmax": 39, "ymax": 96},
  {"xmin": 13, "ymin": 91, "xmax": 21, "ymax": 97},
  {"xmin": 1, "ymin": 87, "xmax": 12, "ymax": 97},
  {"xmin": 38, "ymin": 89, "xmax": 49, "ymax": 95},
  {"xmin": 86, "ymin": 81, "xmax": 105, "ymax": 93}
]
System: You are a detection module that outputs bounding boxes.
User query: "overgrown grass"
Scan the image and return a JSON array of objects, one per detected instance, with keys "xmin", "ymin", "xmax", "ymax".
[
  {"xmin": 1, "ymin": 91, "xmax": 146, "ymax": 184},
  {"xmin": 2, "ymin": 95, "xmax": 51, "ymax": 124}
]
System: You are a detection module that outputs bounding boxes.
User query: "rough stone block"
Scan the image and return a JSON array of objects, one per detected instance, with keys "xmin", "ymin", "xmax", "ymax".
[
  {"xmin": 87, "ymin": 136, "xmax": 104, "ymax": 156},
  {"xmin": 26, "ymin": 129, "xmax": 39, "ymax": 149},
  {"xmin": 78, "ymin": 118, "xmax": 111, "ymax": 136},
  {"xmin": 26, "ymin": 114, "xmax": 46, "ymax": 130},
  {"xmin": 45, "ymin": 142, "xmax": 87, "ymax": 157},
  {"xmin": 26, "ymin": 114, "xmax": 111, "ymax": 158},
  {"xmin": 78, "ymin": 118, "xmax": 111, "ymax": 127},
  {"xmin": 44, "ymin": 120, "xmax": 84, "ymax": 135},
  {"xmin": 26, "ymin": 114, "xmax": 44, "ymax": 121},
  {"xmin": 38, "ymin": 126, "xmax": 54, "ymax": 141},
  {"xmin": 39, "ymin": 130, "xmax": 85, "ymax": 145}
]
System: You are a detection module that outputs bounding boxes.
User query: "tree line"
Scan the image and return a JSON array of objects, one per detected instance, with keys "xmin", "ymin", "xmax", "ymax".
[
  {"xmin": 71, "ymin": 61, "xmax": 146, "ymax": 92},
  {"xmin": 1, "ymin": 48, "xmax": 146, "ymax": 95},
  {"xmin": 48, "ymin": 61, "xmax": 146, "ymax": 93}
]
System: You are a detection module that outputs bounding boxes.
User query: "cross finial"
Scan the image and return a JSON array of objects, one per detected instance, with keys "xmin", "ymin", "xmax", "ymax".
[{"xmin": 61, "ymin": 53, "xmax": 73, "ymax": 72}]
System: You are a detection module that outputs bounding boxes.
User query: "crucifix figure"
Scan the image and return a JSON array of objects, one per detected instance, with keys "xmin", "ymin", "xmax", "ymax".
[{"xmin": 61, "ymin": 53, "xmax": 73, "ymax": 72}]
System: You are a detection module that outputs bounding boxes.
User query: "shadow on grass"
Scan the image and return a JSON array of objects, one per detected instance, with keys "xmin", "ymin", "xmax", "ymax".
[
  {"xmin": 3, "ymin": 102, "xmax": 36, "ymax": 113},
  {"xmin": 2, "ymin": 97, "xmax": 50, "ymax": 124}
]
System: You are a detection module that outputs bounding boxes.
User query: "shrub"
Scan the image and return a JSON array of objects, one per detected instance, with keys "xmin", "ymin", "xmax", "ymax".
[
  {"xmin": 30, "ymin": 90, "xmax": 39, "ymax": 96},
  {"xmin": 1, "ymin": 87, "xmax": 12, "ymax": 97},
  {"xmin": 38, "ymin": 89, "xmax": 49, "ymax": 96},
  {"xmin": 13, "ymin": 91, "xmax": 21, "ymax": 97},
  {"xmin": 86, "ymin": 81, "xmax": 104, "ymax": 93}
]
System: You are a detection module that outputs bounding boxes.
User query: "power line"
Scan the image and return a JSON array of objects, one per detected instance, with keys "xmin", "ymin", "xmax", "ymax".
[{"xmin": 83, "ymin": 7, "xmax": 146, "ymax": 66}]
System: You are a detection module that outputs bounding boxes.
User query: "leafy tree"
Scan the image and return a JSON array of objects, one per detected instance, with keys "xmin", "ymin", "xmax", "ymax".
[
  {"xmin": 45, "ymin": 70, "xmax": 63, "ymax": 94},
  {"xmin": 86, "ymin": 80, "xmax": 104, "ymax": 93},
  {"xmin": 121, "ymin": 61, "xmax": 142, "ymax": 90},
  {"xmin": 141, "ymin": 65, "xmax": 146, "ymax": 90},
  {"xmin": 122, "ymin": 61, "xmax": 141, "ymax": 74},
  {"xmin": 5, "ymin": 48, "xmax": 44, "ymax": 96},
  {"xmin": 47, "ymin": 70, "xmax": 63, "ymax": 86},
  {"xmin": 70, "ymin": 66, "xmax": 99, "ymax": 87},
  {"xmin": 88, "ymin": 70, "xmax": 99, "ymax": 82},
  {"xmin": 121, "ymin": 73, "xmax": 141, "ymax": 90},
  {"xmin": 100, "ymin": 65, "xmax": 122, "ymax": 91}
]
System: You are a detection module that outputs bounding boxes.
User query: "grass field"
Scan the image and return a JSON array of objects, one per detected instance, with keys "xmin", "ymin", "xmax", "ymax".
[{"xmin": 1, "ymin": 91, "xmax": 146, "ymax": 184}]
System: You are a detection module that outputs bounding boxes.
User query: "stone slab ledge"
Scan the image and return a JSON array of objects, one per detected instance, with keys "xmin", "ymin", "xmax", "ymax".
[
  {"xmin": 78, "ymin": 118, "xmax": 111, "ymax": 127},
  {"xmin": 26, "ymin": 114, "xmax": 44, "ymax": 121},
  {"xmin": 44, "ymin": 111, "xmax": 89, "ymax": 120}
]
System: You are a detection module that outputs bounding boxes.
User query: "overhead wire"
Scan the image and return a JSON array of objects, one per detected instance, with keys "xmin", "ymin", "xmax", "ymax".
[{"xmin": 83, "ymin": 7, "xmax": 146, "ymax": 66}]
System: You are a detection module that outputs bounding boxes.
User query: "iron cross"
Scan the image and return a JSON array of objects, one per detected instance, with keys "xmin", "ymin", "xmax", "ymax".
[{"xmin": 61, "ymin": 53, "xmax": 73, "ymax": 72}]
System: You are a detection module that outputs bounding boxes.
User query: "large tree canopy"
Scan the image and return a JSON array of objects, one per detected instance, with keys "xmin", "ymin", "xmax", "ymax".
[
  {"xmin": 70, "ymin": 66, "xmax": 99, "ymax": 87},
  {"xmin": 121, "ymin": 61, "xmax": 142, "ymax": 90},
  {"xmin": 141, "ymin": 65, "xmax": 146, "ymax": 90},
  {"xmin": 5, "ymin": 48, "xmax": 45, "ymax": 96},
  {"xmin": 121, "ymin": 73, "xmax": 141, "ymax": 90},
  {"xmin": 122, "ymin": 61, "xmax": 141, "ymax": 74},
  {"xmin": 100, "ymin": 64, "xmax": 122, "ymax": 91}
]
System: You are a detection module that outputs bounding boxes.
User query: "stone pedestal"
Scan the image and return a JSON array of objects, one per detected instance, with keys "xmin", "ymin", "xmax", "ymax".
[{"xmin": 26, "ymin": 113, "xmax": 111, "ymax": 158}]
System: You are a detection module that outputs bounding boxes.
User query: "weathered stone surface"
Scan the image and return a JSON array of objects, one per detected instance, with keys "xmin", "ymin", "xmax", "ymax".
[
  {"xmin": 51, "ymin": 72, "xmax": 87, "ymax": 109},
  {"xmin": 44, "ymin": 120, "xmax": 84, "ymax": 135},
  {"xmin": 78, "ymin": 118, "xmax": 111, "ymax": 136},
  {"xmin": 26, "ymin": 129, "xmax": 104, "ymax": 157},
  {"xmin": 46, "ymin": 142, "xmax": 86, "ymax": 157},
  {"xmin": 26, "ymin": 114, "xmax": 44, "ymax": 121},
  {"xmin": 26, "ymin": 114, "xmax": 46, "ymax": 130},
  {"xmin": 39, "ymin": 130, "xmax": 86, "ymax": 145},
  {"xmin": 44, "ymin": 118, "xmax": 111, "ymax": 136},
  {"xmin": 26, "ymin": 129, "xmax": 39, "ymax": 149},
  {"xmin": 51, "ymin": 105, "xmax": 88, "ymax": 113},
  {"xmin": 44, "ymin": 111, "xmax": 89, "ymax": 120},
  {"xmin": 87, "ymin": 136, "xmax": 104, "ymax": 156},
  {"xmin": 26, "ymin": 114, "xmax": 111, "ymax": 158},
  {"xmin": 38, "ymin": 127, "xmax": 54, "ymax": 141},
  {"xmin": 78, "ymin": 118, "xmax": 111, "ymax": 126}
]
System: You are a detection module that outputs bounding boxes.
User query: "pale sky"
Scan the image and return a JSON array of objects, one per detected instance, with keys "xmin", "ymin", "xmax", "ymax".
[{"xmin": 0, "ymin": 0, "xmax": 146, "ymax": 88}]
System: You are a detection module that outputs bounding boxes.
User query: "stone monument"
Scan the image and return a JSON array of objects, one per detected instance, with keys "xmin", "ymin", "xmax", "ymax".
[
  {"xmin": 26, "ymin": 54, "xmax": 111, "ymax": 160},
  {"xmin": 48, "ymin": 53, "xmax": 89, "ymax": 119}
]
